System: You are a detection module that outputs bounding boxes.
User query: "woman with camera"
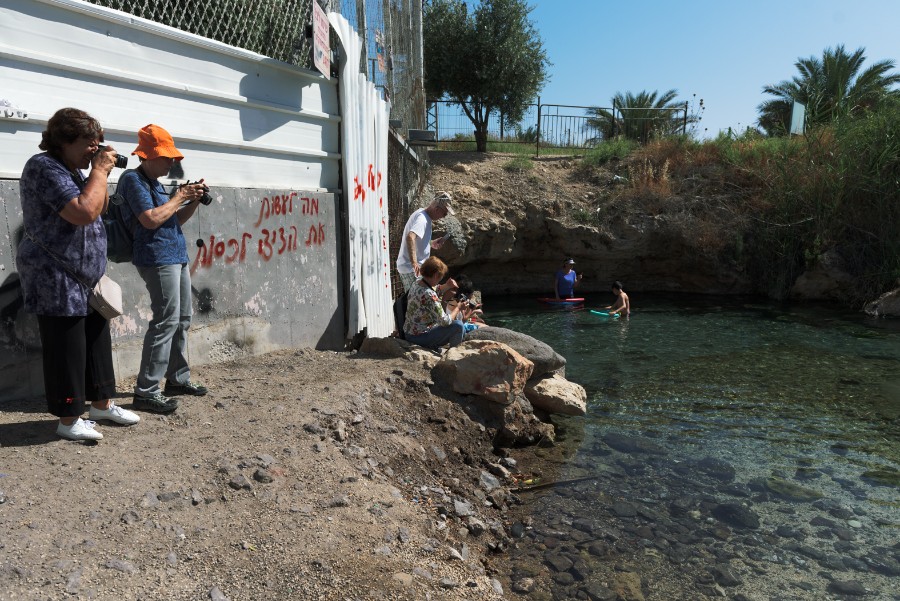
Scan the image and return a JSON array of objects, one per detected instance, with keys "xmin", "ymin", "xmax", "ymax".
[
  {"xmin": 403, "ymin": 257, "xmax": 474, "ymax": 349},
  {"xmin": 118, "ymin": 124, "xmax": 210, "ymax": 413},
  {"xmin": 17, "ymin": 107, "xmax": 139, "ymax": 440}
]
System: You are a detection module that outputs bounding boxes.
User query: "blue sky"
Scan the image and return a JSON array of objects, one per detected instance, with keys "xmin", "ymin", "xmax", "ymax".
[{"xmin": 527, "ymin": 0, "xmax": 900, "ymax": 137}]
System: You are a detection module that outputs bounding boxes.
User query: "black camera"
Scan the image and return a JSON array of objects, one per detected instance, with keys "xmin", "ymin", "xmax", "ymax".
[
  {"xmin": 97, "ymin": 145, "xmax": 127, "ymax": 169},
  {"xmin": 454, "ymin": 292, "xmax": 477, "ymax": 308},
  {"xmin": 183, "ymin": 180, "xmax": 212, "ymax": 205}
]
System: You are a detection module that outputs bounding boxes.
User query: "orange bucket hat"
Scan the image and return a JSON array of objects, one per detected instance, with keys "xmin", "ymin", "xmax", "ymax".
[{"xmin": 132, "ymin": 124, "xmax": 184, "ymax": 160}]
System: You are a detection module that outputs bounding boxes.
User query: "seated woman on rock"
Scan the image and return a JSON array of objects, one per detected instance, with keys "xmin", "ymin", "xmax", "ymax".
[{"xmin": 404, "ymin": 257, "xmax": 474, "ymax": 348}]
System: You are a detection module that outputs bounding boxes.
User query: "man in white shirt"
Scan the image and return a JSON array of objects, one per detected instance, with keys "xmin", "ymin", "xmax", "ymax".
[{"xmin": 396, "ymin": 191, "xmax": 455, "ymax": 291}]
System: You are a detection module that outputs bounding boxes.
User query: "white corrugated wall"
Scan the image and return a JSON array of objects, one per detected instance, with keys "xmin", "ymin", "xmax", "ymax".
[
  {"xmin": 329, "ymin": 13, "xmax": 393, "ymax": 339},
  {"xmin": 0, "ymin": 0, "xmax": 340, "ymax": 190}
]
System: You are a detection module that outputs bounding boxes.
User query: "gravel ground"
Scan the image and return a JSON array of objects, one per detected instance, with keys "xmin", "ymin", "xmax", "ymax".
[{"xmin": 0, "ymin": 348, "xmax": 514, "ymax": 601}]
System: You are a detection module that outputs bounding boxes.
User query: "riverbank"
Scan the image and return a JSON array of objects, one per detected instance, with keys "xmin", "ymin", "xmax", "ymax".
[
  {"xmin": 0, "ymin": 348, "xmax": 518, "ymax": 600},
  {"xmin": 2, "ymin": 331, "xmax": 897, "ymax": 600}
]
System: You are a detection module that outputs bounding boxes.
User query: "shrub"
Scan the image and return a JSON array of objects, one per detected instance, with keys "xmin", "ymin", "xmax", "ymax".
[
  {"xmin": 582, "ymin": 138, "xmax": 638, "ymax": 167},
  {"xmin": 503, "ymin": 156, "xmax": 533, "ymax": 172}
]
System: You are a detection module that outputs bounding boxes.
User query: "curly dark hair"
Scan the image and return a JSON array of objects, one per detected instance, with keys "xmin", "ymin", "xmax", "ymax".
[{"xmin": 39, "ymin": 108, "xmax": 103, "ymax": 157}]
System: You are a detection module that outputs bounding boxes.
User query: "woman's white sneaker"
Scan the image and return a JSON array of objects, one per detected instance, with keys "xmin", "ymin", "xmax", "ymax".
[
  {"xmin": 89, "ymin": 402, "xmax": 140, "ymax": 425},
  {"xmin": 56, "ymin": 418, "xmax": 103, "ymax": 441}
]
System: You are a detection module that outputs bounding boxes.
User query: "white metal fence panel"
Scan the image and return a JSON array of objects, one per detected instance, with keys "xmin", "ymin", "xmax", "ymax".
[
  {"xmin": 0, "ymin": 0, "xmax": 340, "ymax": 190},
  {"xmin": 329, "ymin": 12, "xmax": 393, "ymax": 339}
]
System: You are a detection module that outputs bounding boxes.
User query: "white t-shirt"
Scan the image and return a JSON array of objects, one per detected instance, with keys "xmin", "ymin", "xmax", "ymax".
[{"xmin": 395, "ymin": 208, "xmax": 432, "ymax": 274}]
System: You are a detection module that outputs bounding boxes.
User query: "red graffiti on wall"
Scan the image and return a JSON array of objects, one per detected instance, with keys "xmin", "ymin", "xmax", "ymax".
[
  {"xmin": 305, "ymin": 223, "xmax": 326, "ymax": 246},
  {"xmin": 192, "ymin": 232, "xmax": 254, "ymax": 272},
  {"xmin": 352, "ymin": 165, "xmax": 383, "ymax": 203},
  {"xmin": 302, "ymin": 196, "xmax": 319, "ymax": 215},
  {"xmin": 254, "ymin": 193, "xmax": 297, "ymax": 227},
  {"xmin": 191, "ymin": 191, "xmax": 326, "ymax": 274},
  {"xmin": 258, "ymin": 226, "xmax": 300, "ymax": 261}
]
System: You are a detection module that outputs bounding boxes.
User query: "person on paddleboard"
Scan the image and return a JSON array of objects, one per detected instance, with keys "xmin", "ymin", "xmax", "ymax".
[{"xmin": 554, "ymin": 258, "xmax": 582, "ymax": 299}]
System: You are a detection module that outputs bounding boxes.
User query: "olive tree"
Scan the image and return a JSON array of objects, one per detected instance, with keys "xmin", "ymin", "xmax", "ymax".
[{"xmin": 424, "ymin": 0, "xmax": 549, "ymax": 152}]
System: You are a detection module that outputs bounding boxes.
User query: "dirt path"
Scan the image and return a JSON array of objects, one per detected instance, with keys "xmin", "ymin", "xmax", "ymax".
[{"xmin": 0, "ymin": 348, "xmax": 515, "ymax": 600}]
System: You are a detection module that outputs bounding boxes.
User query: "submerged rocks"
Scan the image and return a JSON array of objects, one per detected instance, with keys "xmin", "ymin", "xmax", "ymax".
[
  {"xmin": 711, "ymin": 503, "xmax": 760, "ymax": 530},
  {"xmin": 602, "ymin": 432, "xmax": 666, "ymax": 455},
  {"xmin": 764, "ymin": 477, "xmax": 824, "ymax": 501},
  {"xmin": 695, "ymin": 457, "xmax": 737, "ymax": 482}
]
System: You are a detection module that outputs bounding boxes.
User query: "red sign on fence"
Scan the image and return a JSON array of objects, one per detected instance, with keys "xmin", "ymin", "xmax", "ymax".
[{"xmin": 312, "ymin": 0, "xmax": 330, "ymax": 79}]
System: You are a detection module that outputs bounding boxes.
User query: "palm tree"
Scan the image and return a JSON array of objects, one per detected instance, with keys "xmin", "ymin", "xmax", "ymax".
[
  {"xmin": 757, "ymin": 45, "xmax": 900, "ymax": 136},
  {"xmin": 585, "ymin": 90, "xmax": 686, "ymax": 143}
]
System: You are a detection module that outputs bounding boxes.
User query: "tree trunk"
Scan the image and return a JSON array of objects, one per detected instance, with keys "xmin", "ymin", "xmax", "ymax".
[{"xmin": 474, "ymin": 125, "xmax": 488, "ymax": 152}]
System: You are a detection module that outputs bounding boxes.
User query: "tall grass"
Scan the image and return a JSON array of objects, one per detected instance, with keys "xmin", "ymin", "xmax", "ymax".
[
  {"xmin": 721, "ymin": 105, "xmax": 900, "ymax": 304},
  {"xmin": 582, "ymin": 138, "xmax": 639, "ymax": 166},
  {"xmin": 587, "ymin": 109, "xmax": 900, "ymax": 305}
]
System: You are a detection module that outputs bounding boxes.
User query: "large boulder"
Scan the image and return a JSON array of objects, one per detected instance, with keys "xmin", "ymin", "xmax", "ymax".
[
  {"xmin": 864, "ymin": 287, "xmax": 900, "ymax": 318},
  {"xmin": 524, "ymin": 374, "xmax": 587, "ymax": 416},
  {"xmin": 434, "ymin": 340, "xmax": 533, "ymax": 405},
  {"xmin": 789, "ymin": 250, "xmax": 854, "ymax": 301},
  {"xmin": 464, "ymin": 327, "xmax": 565, "ymax": 378}
]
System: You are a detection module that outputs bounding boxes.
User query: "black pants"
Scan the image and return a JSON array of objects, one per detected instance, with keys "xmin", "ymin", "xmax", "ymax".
[{"xmin": 37, "ymin": 313, "xmax": 116, "ymax": 418}]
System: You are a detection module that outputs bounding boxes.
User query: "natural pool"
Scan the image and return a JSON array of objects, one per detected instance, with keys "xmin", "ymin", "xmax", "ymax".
[{"xmin": 486, "ymin": 294, "xmax": 900, "ymax": 600}]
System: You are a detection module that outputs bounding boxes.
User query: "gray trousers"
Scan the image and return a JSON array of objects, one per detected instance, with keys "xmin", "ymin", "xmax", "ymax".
[{"xmin": 134, "ymin": 263, "xmax": 192, "ymax": 396}]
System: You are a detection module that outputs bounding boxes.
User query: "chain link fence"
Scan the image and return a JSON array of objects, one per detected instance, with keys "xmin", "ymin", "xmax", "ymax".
[
  {"xmin": 333, "ymin": 0, "xmax": 425, "ymax": 132},
  {"xmin": 91, "ymin": 0, "xmax": 315, "ymax": 67},
  {"xmin": 88, "ymin": 0, "xmax": 427, "ymax": 134},
  {"xmin": 386, "ymin": 135, "xmax": 426, "ymax": 299},
  {"xmin": 88, "ymin": 0, "xmax": 428, "ymax": 299}
]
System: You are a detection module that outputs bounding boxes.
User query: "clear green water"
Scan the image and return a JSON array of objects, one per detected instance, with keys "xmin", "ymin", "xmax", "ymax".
[{"xmin": 487, "ymin": 294, "xmax": 900, "ymax": 470}]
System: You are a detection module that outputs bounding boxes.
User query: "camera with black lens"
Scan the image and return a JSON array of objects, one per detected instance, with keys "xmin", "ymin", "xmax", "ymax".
[
  {"xmin": 183, "ymin": 180, "xmax": 212, "ymax": 205},
  {"xmin": 97, "ymin": 145, "xmax": 127, "ymax": 169},
  {"xmin": 454, "ymin": 291, "xmax": 477, "ymax": 308}
]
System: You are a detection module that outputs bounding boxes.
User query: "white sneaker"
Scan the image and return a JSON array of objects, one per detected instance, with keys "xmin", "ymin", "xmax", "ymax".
[
  {"xmin": 89, "ymin": 402, "xmax": 140, "ymax": 426},
  {"xmin": 57, "ymin": 418, "xmax": 103, "ymax": 441}
]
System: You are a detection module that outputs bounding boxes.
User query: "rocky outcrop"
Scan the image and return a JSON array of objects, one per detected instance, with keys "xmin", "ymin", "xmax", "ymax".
[
  {"xmin": 864, "ymin": 287, "xmax": 900, "ymax": 317},
  {"xmin": 363, "ymin": 336, "xmax": 584, "ymax": 446},
  {"xmin": 435, "ymin": 212, "xmax": 752, "ymax": 296},
  {"xmin": 789, "ymin": 250, "xmax": 855, "ymax": 301},
  {"xmin": 493, "ymin": 397, "xmax": 556, "ymax": 448},
  {"xmin": 433, "ymin": 340, "xmax": 533, "ymax": 405},
  {"xmin": 524, "ymin": 373, "xmax": 587, "ymax": 416},
  {"xmin": 464, "ymin": 327, "xmax": 565, "ymax": 377}
]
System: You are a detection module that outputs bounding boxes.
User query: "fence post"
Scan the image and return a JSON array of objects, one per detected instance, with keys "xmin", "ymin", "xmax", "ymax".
[
  {"xmin": 536, "ymin": 96, "xmax": 541, "ymax": 157},
  {"xmin": 356, "ymin": 0, "xmax": 368, "ymax": 74},
  {"xmin": 611, "ymin": 99, "xmax": 616, "ymax": 139},
  {"xmin": 500, "ymin": 110, "xmax": 504, "ymax": 142},
  {"xmin": 683, "ymin": 101, "xmax": 688, "ymax": 136}
]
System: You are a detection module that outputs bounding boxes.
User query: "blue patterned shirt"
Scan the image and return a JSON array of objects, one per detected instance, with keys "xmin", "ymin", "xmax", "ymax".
[
  {"xmin": 117, "ymin": 169, "xmax": 189, "ymax": 267},
  {"xmin": 16, "ymin": 153, "xmax": 107, "ymax": 316}
]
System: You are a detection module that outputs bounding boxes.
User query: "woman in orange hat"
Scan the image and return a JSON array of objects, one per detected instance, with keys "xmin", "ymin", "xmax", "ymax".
[{"xmin": 117, "ymin": 124, "xmax": 211, "ymax": 413}]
